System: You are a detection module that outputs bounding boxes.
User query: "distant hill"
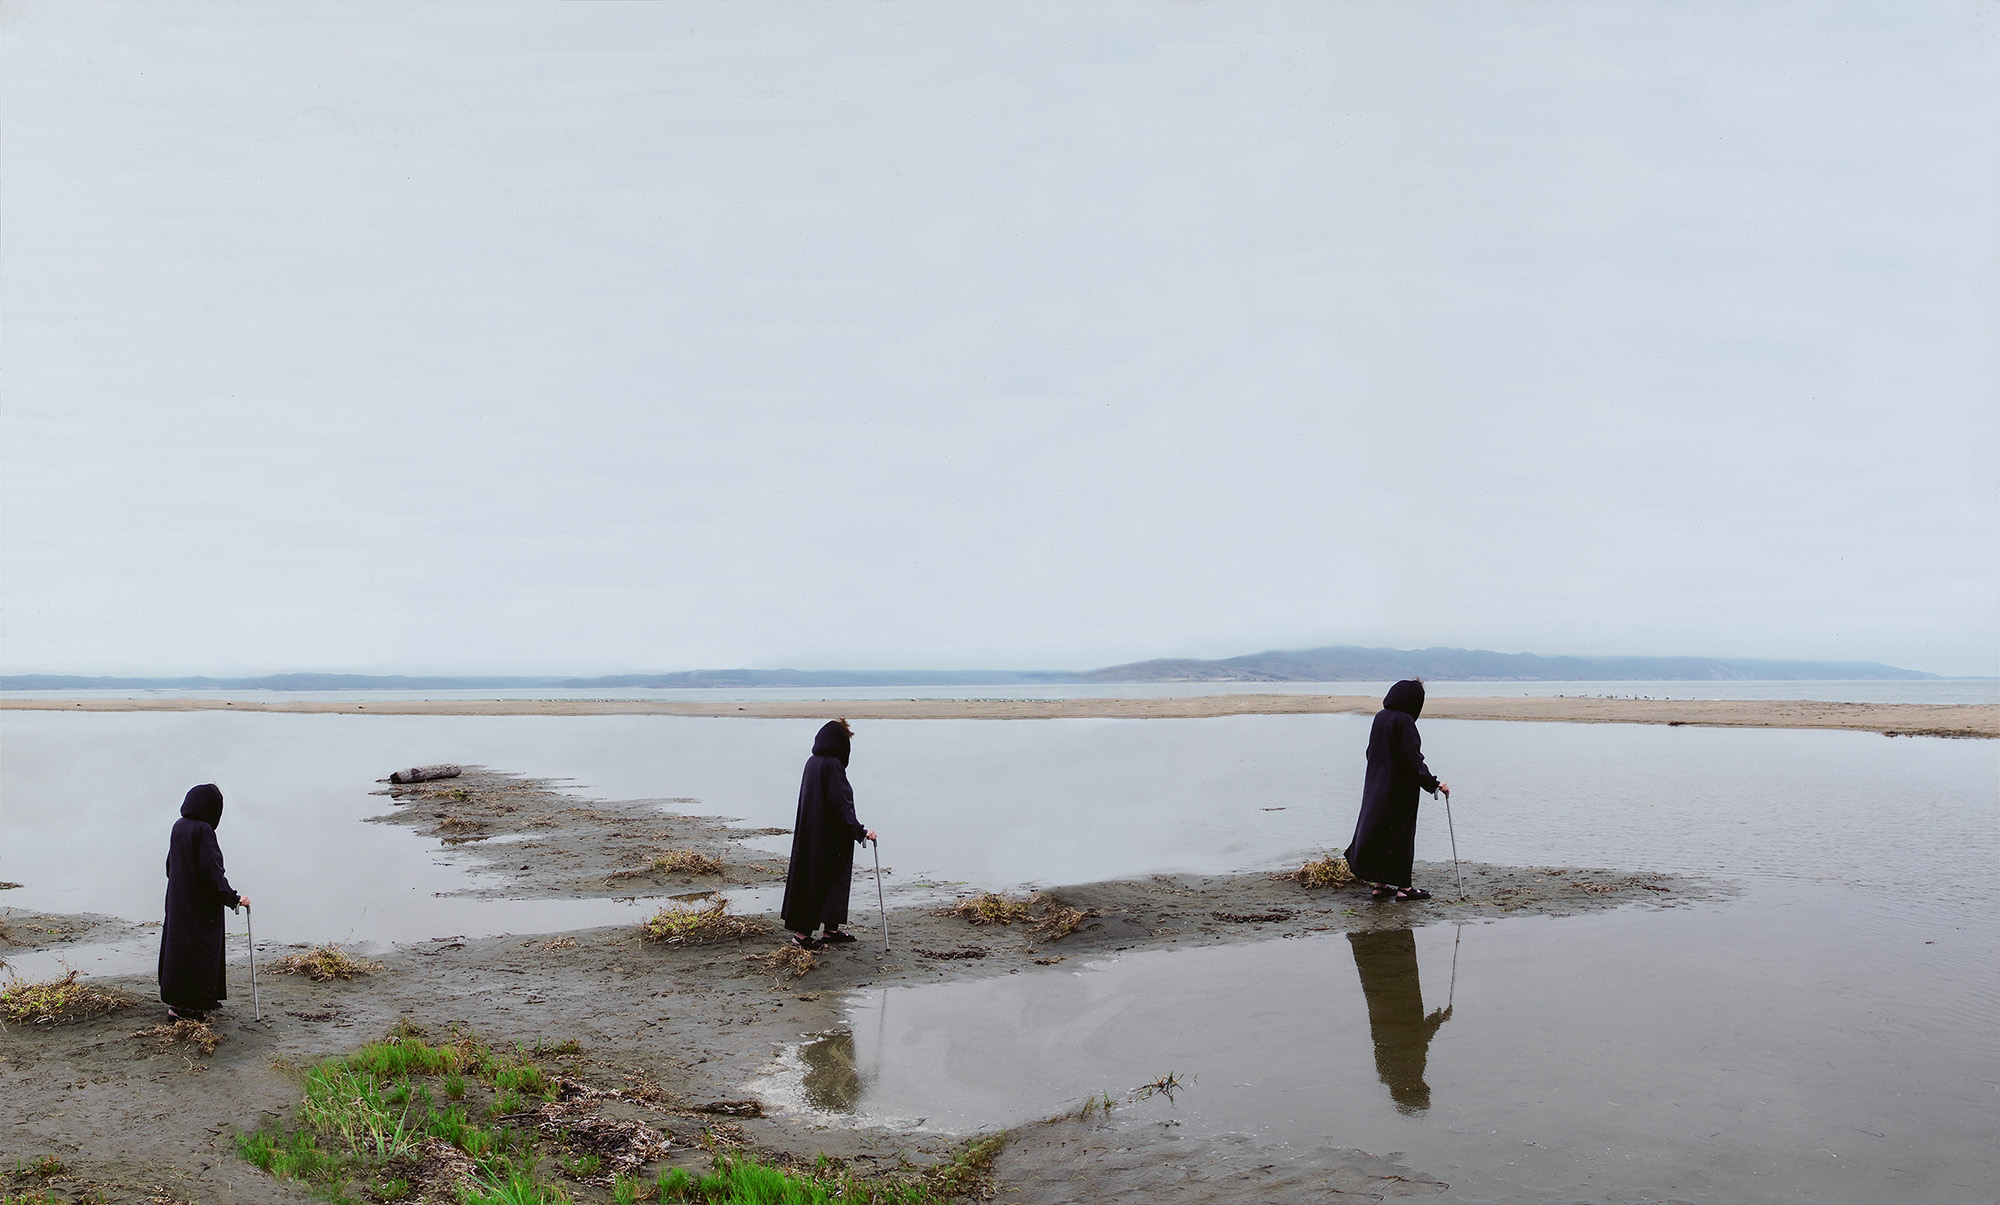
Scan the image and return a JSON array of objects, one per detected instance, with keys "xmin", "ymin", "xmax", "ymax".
[
  {"xmin": 0, "ymin": 673, "xmax": 565, "ymax": 691},
  {"xmin": 554, "ymin": 670, "xmax": 1069, "ymax": 688},
  {"xmin": 0, "ymin": 669, "xmax": 1068, "ymax": 691},
  {"xmin": 1074, "ymin": 645, "xmax": 1941, "ymax": 682},
  {"xmin": 1, "ymin": 645, "xmax": 1942, "ymax": 691}
]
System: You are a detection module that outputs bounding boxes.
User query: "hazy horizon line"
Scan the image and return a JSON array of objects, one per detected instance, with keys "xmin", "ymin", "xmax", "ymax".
[{"xmin": 2, "ymin": 643, "xmax": 1982, "ymax": 684}]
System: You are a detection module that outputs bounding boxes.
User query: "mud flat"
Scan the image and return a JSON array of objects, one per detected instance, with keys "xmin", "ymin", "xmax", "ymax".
[
  {"xmin": 6, "ymin": 693, "xmax": 1994, "ymax": 737},
  {"xmin": 1, "ymin": 908, "xmax": 156, "ymax": 970},
  {"xmin": 0, "ymin": 771, "xmax": 1714, "ymax": 1203},
  {"xmin": 367, "ymin": 767, "xmax": 790, "ymax": 899}
]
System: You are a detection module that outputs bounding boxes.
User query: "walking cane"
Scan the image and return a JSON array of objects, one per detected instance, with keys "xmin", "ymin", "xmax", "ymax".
[
  {"xmin": 871, "ymin": 837, "xmax": 890, "ymax": 952},
  {"xmin": 244, "ymin": 903, "xmax": 261, "ymax": 1021},
  {"xmin": 1441, "ymin": 787, "xmax": 1464, "ymax": 900}
]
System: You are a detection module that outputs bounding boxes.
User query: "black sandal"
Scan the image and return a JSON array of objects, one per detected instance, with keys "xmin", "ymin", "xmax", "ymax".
[
  {"xmin": 791, "ymin": 934, "xmax": 823, "ymax": 951},
  {"xmin": 1395, "ymin": 887, "xmax": 1432, "ymax": 901},
  {"xmin": 819, "ymin": 929, "xmax": 858, "ymax": 944},
  {"xmin": 1370, "ymin": 886, "xmax": 1396, "ymax": 901}
]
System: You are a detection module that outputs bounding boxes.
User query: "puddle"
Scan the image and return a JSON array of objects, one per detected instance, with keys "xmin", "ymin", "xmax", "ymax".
[{"xmin": 759, "ymin": 884, "xmax": 1997, "ymax": 1202}]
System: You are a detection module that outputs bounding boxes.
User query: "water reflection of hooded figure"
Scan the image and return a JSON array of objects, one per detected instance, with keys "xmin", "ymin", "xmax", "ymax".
[
  {"xmin": 1348, "ymin": 928, "xmax": 1451, "ymax": 1113},
  {"xmin": 799, "ymin": 1030, "xmax": 864, "ymax": 1112},
  {"xmin": 158, "ymin": 783, "xmax": 242, "ymax": 1018},
  {"xmin": 781, "ymin": 721, "xmax": 871, "ymax": 945},
  {"xmin": 1344, "ymin": 679, "xmax": 1443, "ymax": 896}
]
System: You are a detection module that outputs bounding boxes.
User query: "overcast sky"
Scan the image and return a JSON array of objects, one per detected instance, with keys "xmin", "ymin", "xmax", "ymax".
[{"xmin": 3, "ymin": 1, "xmax": 1995, "ymax": 678}]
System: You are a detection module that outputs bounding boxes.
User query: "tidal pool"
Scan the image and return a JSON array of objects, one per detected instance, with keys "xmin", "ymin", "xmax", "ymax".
[{"xmin": 758, "ymin": 884, "xmax": 1995, "ymax": 1203}]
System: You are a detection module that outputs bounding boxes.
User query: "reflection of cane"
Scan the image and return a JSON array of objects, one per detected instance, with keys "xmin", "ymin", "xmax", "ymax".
[
  {"xmin": 1447, "ymin": 923, "xmax": 1460, "ymax": 1011},
  {"xmin": 245, "ymin": 904, "xmax": 261, "ymax": 1021},
  {"xmin": 871, "ymin": 838, "xmax": 890, "ymax": 952},
  {"xmin": 1442, "ymin": 788, "xmax": 1464, "ymax": 899}
]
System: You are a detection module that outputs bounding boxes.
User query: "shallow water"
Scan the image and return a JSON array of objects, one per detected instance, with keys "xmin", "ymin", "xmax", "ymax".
[
  {"xmin": 3, "ymin": 710, "xmax": 1995, "ymax": 1199},
  {"xmin": 766, "ymin": 886, "xmax": 1996, "ymax": 1203},
  {"xmin": 2, "ymin": 711, "xmax": 1994, "ymax": 953}
]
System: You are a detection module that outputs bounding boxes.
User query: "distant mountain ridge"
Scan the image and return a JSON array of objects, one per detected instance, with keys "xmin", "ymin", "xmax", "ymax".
[
  {"xmin": 1073, "ymin": 645, "xmax": 1941, "ymax": 682},
  {"xmin": 0, "ymin": 645, "xmax": 1943, "ymax": 690}
]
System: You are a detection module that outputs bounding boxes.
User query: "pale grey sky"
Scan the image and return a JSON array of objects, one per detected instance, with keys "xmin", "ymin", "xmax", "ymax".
[{"xmin": 3, "ymin": 1, "xmax": 1995, "ymax": 677}]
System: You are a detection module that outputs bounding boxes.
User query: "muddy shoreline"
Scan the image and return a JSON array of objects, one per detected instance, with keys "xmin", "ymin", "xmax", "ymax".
[
  {"xmin": 2, "ymin": 771, "xmax": 1728, "ymax": 1203},
  {"xmin": 5, "ymin": 693, "xmax": 1993, "ymax": 737}
]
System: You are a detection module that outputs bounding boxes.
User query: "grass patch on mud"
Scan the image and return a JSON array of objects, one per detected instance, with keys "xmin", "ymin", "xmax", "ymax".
[
  {"xmin": 0, "ymin": 970, "xmax": 136, "ymax": 1027},
  {"xmin": 269, "ymin": 945, "xmax": 383, "ymax": 981},
  {"xmin": 651, "ymin": 1138, "xmax": 1003, "ymax": 1205},
  {"xmin": 638, "ymin": 899, "xmax": 767, "ymax": 947},
  {"xmin": 239, "ymin": 1023, "xmax": 1002, "ymax": 1204},
  {"xmin": 4, "ymin": 1155, "xmax": 79, "ymax": 1205},
  {"xmin": 236, "ymin": 1026, "xmax": 574, "ymax": 1203}
]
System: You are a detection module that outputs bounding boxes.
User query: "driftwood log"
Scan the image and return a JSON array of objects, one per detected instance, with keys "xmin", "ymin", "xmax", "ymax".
[{"xmin": 389, "ymin": 764, "xmax": 462, "ymax": 784}]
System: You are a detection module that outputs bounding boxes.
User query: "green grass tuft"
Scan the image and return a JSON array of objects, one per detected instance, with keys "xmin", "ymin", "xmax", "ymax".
[{"xmin": 463, "ymin": 1170, "xmax": 571, "ymax": 1205}]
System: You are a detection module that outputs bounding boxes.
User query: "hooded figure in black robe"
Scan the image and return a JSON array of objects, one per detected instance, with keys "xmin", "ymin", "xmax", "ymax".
[
  {"xmin": 780, "ymin": 721, "xmax": 871, "ymax": 944},
  {"xmin": 1344, "ymin": 680, "xmax": 1444, "ymax": 895},
  {"xmin": 158, "ymin": 783, "xmax": 243, "ymax": 1017},
  {"xmin": 1348, "ymin": 927, "xmax": 1451, "ymax": 1113}
]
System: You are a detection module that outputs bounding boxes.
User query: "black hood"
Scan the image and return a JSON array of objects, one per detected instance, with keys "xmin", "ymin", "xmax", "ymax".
[
  {"xmin": 1383, "ymin": 679, "xmax": 1425, "ymax": 720},
  {"xmin": 181, "ymin": 783, "xmax": 224, "ymax": 827},
  {"xmin": 812, "ymin": 720, "xmax": 851, "ymax": 767}
]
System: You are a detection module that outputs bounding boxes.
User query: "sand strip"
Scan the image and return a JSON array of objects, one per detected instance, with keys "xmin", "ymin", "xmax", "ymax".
[{"xmin": 5, "ymin": 693, "xmax": 1993, "ymax": 736}]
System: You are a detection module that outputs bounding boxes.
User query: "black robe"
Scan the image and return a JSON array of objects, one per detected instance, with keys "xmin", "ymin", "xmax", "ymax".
[
  {"xmin": 1344, "ymin": 679, "xmax": 1440, "ymax": 888},
  {"xmin": 1348, "ymin": 927, "xmax": 1450, "ymax": 1113},
  {"xmin": 780, "ymin": 722, "xmax": 867, "ymax": 934},
  {"xmin": 159, "ymin": 783, "xmax": 240, "ymax": 1011}
]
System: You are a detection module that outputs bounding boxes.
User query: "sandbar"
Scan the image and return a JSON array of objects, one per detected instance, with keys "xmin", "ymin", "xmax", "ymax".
[{"xmin": 5, "ymin": 692, "xmax": 1993, "ymax": 737}]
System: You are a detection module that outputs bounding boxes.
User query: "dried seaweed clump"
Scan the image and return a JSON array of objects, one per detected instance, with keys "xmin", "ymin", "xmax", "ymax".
[
  {"xmin": 639, "ymin": 898, "xmax": 766, "ymax": 946},
  {"xmin": 0, "ymin": 970, "xmax": 136, "ymax": 1027},
  {"xmin": 133, "ymin": 1016, "xmax": 226, "ymax": 1055},
  {"xmin": 537, "ymin": 1113, "xmax": 672, "ymax": 1184},
  {"xmin": 610, "ymin": 848, "xmax": 725, "ymax": 881},
  {"xmin": 759, "ymin": 943, "xmax": 816, "ymax": 980},
  {"xmin": 1277, "ymin": 855, "xmax": 1357, "ymax": 890},
  {"xmin": 1027, "ymin": 894, "xmax": 1093, "ymax": 944},
  {"xmin": 649, "ymin": 849, "xmax": 723, "ymax": 875},
  {"xmin": 933, "ymin": 892, "xmax": 1034, "ymax": 926},
  {"xmin": 268, "ymin": 945, "xmax": 382, "ymax": 981}
]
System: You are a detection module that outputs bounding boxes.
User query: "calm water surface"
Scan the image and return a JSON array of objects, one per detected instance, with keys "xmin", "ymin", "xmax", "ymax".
[{"xmin": 3, "ymin": 711, "xmax": 1994, "ymax": 1202}]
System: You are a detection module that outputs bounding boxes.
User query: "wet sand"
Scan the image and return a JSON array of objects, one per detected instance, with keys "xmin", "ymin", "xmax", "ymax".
[
  {"xmin": 6, "ymin": 693, "xmax": 1992, "ymax": 737},
  {"xmin": 7, "ymin": 688, "xmax": 1992, "ymax": 736},
  {"xmin": 0, "ymin": 771, "xmax": 1716, "ymax": 1203},
  {"xmin": 366, "ymin": 769, "xmax": 791, "ymax": 899}
]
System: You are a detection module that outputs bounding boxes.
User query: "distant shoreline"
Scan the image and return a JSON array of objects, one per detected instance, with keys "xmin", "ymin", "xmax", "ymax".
[{"xmin": 4, "ymin": 693, "xmax": 1992, "ymax": 737}]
